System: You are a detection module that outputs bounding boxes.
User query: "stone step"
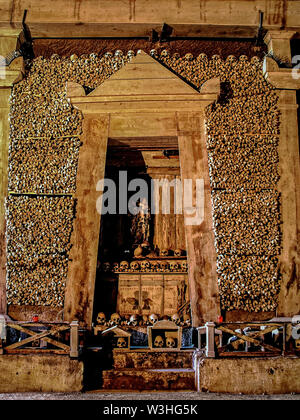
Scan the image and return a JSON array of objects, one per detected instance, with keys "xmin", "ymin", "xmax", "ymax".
[
  {"xmin": 102, "ymin": 368, "xmax": 196, "ymax": 391},
  {"xmin": 113, "ymin": 349, "xmax": 195, "ymax": 370}
]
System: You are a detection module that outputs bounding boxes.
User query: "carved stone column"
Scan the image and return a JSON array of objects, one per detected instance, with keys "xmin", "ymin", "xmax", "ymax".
[{"xmin": 0, "ymin": 30, "xmax": 24, "ymax": 314}]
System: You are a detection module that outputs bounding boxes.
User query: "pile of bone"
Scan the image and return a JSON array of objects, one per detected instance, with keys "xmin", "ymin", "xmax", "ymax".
[
  {"xmin": 5, "ymin": 196, "xmax": 74, "ymax": 306},
  {"xmin": 8, "ymin": 136, "xmax": 81, "ymax": 194},
  {"xmin": 217, "ymin": 255, "xmax": 280, "ymax": 312}
]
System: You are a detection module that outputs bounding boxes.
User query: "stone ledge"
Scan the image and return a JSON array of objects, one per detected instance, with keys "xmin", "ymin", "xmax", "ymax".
[
  {"xmin": 198, "ymin": 357, "xmax": 300, "ymax": 395},
  {"xmin": 0, "ymin": 354, "xmax": 83, "ymax": 393}
]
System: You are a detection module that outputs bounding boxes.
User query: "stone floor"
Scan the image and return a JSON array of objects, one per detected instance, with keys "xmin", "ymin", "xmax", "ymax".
[{"xmin": 0, "ymin": 392, "xmax": 299, "ymax": 400}]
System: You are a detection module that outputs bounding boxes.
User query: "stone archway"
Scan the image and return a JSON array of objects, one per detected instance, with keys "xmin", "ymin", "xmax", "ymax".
[{"xmin": 65, "ymin": 51, "xmax": 221, "ymax": 327}]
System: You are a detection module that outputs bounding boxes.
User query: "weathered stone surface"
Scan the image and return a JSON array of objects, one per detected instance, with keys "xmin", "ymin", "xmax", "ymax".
[
  {"xmin": 113, "ymin": 349, "xmax": 194, "ymax": 370},
  {"xmin": 0, "ymin": 355, "xmax": 83, "ymax": 393},
  {"xmin": 102, "ymin": 368, "xmax": 196, "ymax": 391},
  {"xmin": 198, "ymin": 357, "xmax": 300, "ymax": 395}
]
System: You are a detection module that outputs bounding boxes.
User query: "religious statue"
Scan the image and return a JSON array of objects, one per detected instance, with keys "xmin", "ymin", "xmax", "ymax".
[{"xmin": 130, "ymin": 197, "xmax": 152, "ymax": 251}]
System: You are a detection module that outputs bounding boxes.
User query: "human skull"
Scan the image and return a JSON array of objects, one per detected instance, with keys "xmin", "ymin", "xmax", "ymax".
[
  {"xmin": 104, "ymin": 51, "xmax": 113, "ymax": 59},
  {"xmin": 160, "ymin": 249, "xmax": 169, "ymax": 257},
  {"xmin": 127, "ymin": 50, "xmax": 135, "ymax": 58},
  {"xmin": 239, "ymin": 55, "xmax": 248, "ymax": 62},
  {"xmin": 130, "ymin": 261, "xmax": 140, "ymax": 272},
  {"xmin": 171, "ymin": 313, "xmax": 181, "ymax": 326},
  {"xmin": 197, "ymin": 53, "xmax": 208, "ymax": 63},
  {"xmin": 169, "ymin": 261, "xmax": 179, "ymax": 272},
  {"xmin": 150, "ymin": 49, "xmax": 158, "ymax": 58},
  {"xmin": 183, "ymin": 313, "xmax": 191, "ymax": 327},
  {"xmin": 184, "ymin": 53, "xmax": 193, "ymax": 61},
  {"xmin": 116, "ymin": 337, "xmax": 127, "ymax": 348},
  {"xmin": 102, "ymin": 262, "xmax": 111, "ymax": 272},
  {"xmin": 110, "ymin": 313, "xmax": 121, "ymax": 326},
  {"xmin": 251, "ymin": 56, "xmax": 260, "ymax": 65},
  {"xmin": 154, "ymin": 335, "xmax": 164, "ymax": 348},
  {"xmin": 150, "ymin": 261, "xmax": 160, "ymax": 272},
  {"xmin": 112, "ymin": 262, "xmax": 119, "ymax": 272},
  {"xmin": 166, "ymin": 337, "xmax": 176, "ymax": 348},
  {"xmin": 161, "ymin": 49, "xmax": 169, "ymax": 58},
  {"xmin": 181, "ymin": 261, "xmax": 188, "ymax": 272},
  {"xmin": 160, "ymin": 261, "xmax": 169, "ymax": 271},
  {"xmin": 129, "ymin": 314, "xmax": 139, "ymax": 327},
  {"xmin": 96, "ymin": 312, "xmax": 106, "ymax": 325},
  {"xmin": 226, "ymin": 55, "xmax": 237, "ymax": 64},
  {"xmin": 120, "ymin": 261, "xmax": 129, "ymax": 272},
  {"xmin": 149, "ymin": 313, "xmax": 158, "ymax": 325},
  {"xmin": 174, "ymin": 249, "xmax": 183, "ymax": 257},
  {"xmin": 141, "ymin": 260, "xmax": 150, "ymax": 272},
  {"xmin": 114, "ymin": 50, "xmax": 123, "ymax": 57}
]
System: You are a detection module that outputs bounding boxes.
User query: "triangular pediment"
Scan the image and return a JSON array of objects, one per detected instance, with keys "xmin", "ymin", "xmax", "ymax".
[{"xmin": 88, "ymin": 50, "xmax": 199, "ymax": 97}]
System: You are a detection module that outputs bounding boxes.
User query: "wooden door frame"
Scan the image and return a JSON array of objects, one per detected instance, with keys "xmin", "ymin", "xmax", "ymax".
[{"xmin": 65, "ymin": 52, "xmax": 221, "ymax": 328}]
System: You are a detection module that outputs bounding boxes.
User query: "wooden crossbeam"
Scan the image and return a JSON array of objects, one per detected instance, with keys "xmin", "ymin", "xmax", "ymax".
[
  {"xmin": 218, "ymin": 326, "xmax": 281, "ymax": 353},
  {"xmin": 6, "ymin": 324, "xmax": 70, "ymax": 352},
  {"xmin": 228, "ymin": 326, "xmax": 282, "ymax": 349}
]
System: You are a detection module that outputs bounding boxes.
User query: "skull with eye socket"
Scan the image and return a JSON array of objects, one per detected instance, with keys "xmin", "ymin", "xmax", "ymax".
[
  {"xmin": 112, "ymin": 262, "xmax": 119, "ymax": 272},
  {"xmin": 169, "ymin": 261, "xmax": 179, "ymax": 272},
  {"xmin": 120, "ymin": 261, "xmax": 129, "ymax": 272},
  {"xmin": 150, "ymin": 261, "xmax": 160, "ymax": 272},
  {"xmin": 149, "ymin": 313, "xmax": 158, "ymax": 325},
  {"xmin": 181, "ymin": 261, "xmax": 188, "ymax": 272},
  {"xmin": 160, "ymin": 249, "xmax": 170, "ymax": 257},
  {"xmin": 116, "ymin": 337, "xmax": 127, "ymax": 348},
  {"xmin": 160, "ymin": 261, "xmax": 169, "ymax": 272},
  {"xmin": 110, "ymin": 313, "xmax": 121, "ymax": 326},
  {"xmin": 166, "ymin": 337, "xmax": 176, "ymax": 348},
  {"xmin": 130, "ymin": 261, "xmax": 140, "ymax": 272},
  {"xmin": 140, "ymin": 260, "xmax": 150, "ymax": 272},
  {"xmin": 96, "ymin": 312, "xmax": 106, "ymax": 326},
  {"xmin": 154, "ymin": 335, "xmax": 165, "ymax": 348}
]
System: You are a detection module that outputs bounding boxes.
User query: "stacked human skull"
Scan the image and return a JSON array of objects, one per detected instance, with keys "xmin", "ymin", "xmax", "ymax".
[
  {"xmin": 116, "ymin": 337, "xmax": 127, "ymax": 348},
  {"xmin": 166, "ymin": 337, "xmax": 176, "ymax": 348},
  {"xmin": 130, "ymin": 261, "xmax": 139, "ymax": 271},
  {"xmin": 119, "ymin": 261, "xmax": 129, "ymax": 272},
  {"xmin": 110, "ymin": 313, "xmax": 121, "ymax": 326},
  {"xmin": 149, "ymin": 313, "xmax": 158, "ymax": 325},
  {"xmin": 96, "ymin": 312, "xmax": 106, "ymax": 325},
  {"xmin": 154, "ymin": 335, "xmax": 165, "ymax": 348}
]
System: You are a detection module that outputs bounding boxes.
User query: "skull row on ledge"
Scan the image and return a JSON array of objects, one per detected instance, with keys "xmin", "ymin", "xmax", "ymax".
[
  {"xmin": 96, "ymin": 312, "xmax": 191, "ymax": 327},
  {"xmin": 100, "ymin": 260, "xmax": 188, "ymax": 273}
]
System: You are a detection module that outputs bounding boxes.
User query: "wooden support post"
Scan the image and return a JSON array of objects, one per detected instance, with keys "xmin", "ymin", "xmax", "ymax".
[
  {"xmin": 0, "ymin": 30, "xmax": 24, "ymax": 315},
  {"xmin": 64, "ymin": 114, "xmax": 109, "ymax": 327},
  {"xmin": 70, "ymin": 320, "xmax": 79, "ymax": 358},
  {"xmin": 205, "ymin": 321, "xmax": 215, "ymax": 358},
  {"xmin": 177, "ymin": 110, "xmax": 220, "ymax": 325}
]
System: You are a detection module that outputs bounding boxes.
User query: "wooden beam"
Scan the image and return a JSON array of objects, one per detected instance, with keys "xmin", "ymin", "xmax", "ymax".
[{"xmin": 1, "ymin": 1, "xmax": 300, "ymax": 38}]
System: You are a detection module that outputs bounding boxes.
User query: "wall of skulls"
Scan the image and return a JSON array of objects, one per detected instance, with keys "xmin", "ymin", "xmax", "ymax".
[{"xmin": 7, "ymin": 49, "xmax": 281, "ymax": 312}]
